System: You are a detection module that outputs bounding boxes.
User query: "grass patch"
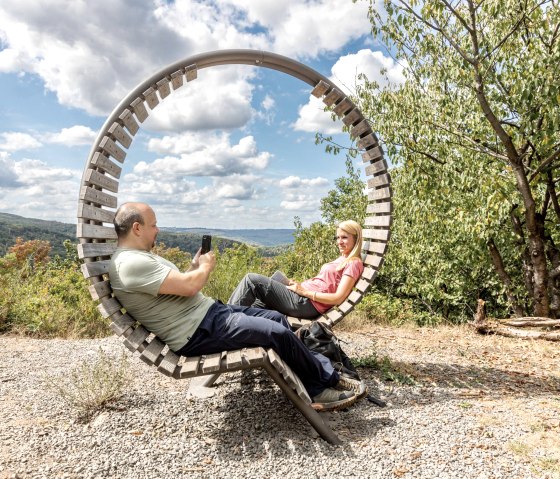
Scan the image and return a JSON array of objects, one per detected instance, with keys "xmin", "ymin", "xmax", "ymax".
[
  {"xmin": 46, "ymin": 348, "xmax": 131, "ymax": 421},
  {"xmin": 354, "ymin": 353, "xmax": 416, "ymax": 385}
]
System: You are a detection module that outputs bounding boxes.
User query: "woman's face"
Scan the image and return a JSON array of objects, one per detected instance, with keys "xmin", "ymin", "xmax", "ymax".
[{"xmin": 336, "ymin": 227, "xmax": 356, "ymax": 257}]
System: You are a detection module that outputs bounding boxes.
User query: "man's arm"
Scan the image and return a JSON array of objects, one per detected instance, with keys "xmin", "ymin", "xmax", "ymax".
[{"xmin": 158, "ymin": 252, "xmax": 216, "ymax": 297}]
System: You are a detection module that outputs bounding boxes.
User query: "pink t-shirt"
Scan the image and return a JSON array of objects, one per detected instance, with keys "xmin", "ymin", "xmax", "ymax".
[{"xmin": 301, "ymin": 256, "xmax": 364, "ymax": 314}]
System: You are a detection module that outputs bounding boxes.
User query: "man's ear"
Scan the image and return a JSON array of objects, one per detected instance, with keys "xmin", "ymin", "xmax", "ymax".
[{"xmin": 131, "ymin": 221, "xmax": 142, "ymax": 236}]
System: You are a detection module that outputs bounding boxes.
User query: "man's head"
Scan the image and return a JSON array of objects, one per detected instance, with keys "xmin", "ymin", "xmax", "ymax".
[{"xmin": 114, "ymin": 202, "xmax": 159, "ymax": 250}]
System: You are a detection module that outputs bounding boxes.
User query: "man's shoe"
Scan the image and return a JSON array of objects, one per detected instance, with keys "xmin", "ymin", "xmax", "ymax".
[
  {"xmin": 336, "ymin": 376, "xmax": 368, "ymax": 400},
  {"xmin": 311, "ymin": 388, "xmax": 356, "ymax": 412}
]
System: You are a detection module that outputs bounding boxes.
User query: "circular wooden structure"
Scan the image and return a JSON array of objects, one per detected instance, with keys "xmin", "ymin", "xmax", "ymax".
[{"xmin": 76, "ymin": 48, "xmax": 391, "ymax": 400}]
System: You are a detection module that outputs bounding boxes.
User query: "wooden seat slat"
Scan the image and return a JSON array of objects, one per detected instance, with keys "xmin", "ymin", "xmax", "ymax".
[
  {"xmin": 363, "ymin": 240, "xmax": 388, "ymax": 255},
  {"xmin": 157, "ymin": 350, "xmax": 180, "ymax": 377},
  {"xmin": 77, "ymin": 223, "xmax": 117, "ymax": 241},
  {"xmin": 179, "ymin": 356, "xmax": 201, "ymax": 378},
  {"xmin": 355, "ymin": 278, "xmax": 372, "ymax": 293},
  {"xmin": 364, "ymin": 215, "xmax": 392, "ymax": 228},
  {"xmin": 185, "ymin": 64, "xmax": 197, "ymax": 81},
  {"xmin": 226, "ymin": 349, "xmax": 243, "ymax": 370},
  {"xmin": 108, "ymin": 122, "xmax": 132, "ymax": 149},
  {"xmin": 80, "ymin": 260, "xmax": 110, "ymax": 279},
  {"xmin": 140, "ymin": 338, "xmax": 166, "ymax": 366},
  {"xmin": 333, "ymin": 98, "xmax": 354, "ymax": 116},
  {"xmin": 201, "ymin": 352, "xmax": 223, "ymax": 373},
  {"xmin": 119, "ymin": 109, "xmax": 140, "ymax": 135},
  {"xmin": 98, "ymin": 297, "xmax": 122, "ymax": 318},
  {"xmin": 90, "ymin": 152, "xmax": 122, "ymax": 179},
  {"xmin": 170, "ymin": 70, "xmax": 184, "ymax": 90},
  {"xmin": 156, "ymin": 78, "xmax": 171, "ymax": 99},
  {"xmin": 242, "ymin": 347, "xmax": 266, "ymax": 366},
  {"xmin": 366, "ymin": 201, "xmax": 392, "ymax": 214},
  {"xmin": 363, "ymin": 146, "xmax": 384, "ymax": 163},
  {"xmin": 109, "ymin": 312, "xmax": 136, "ymax": 336},
  {"xmin": 350, "ymin": 119, "xmax": 371, "ymax": 139},
  {"xmin": 323, "ymin": 88, "xmax": 343, "ymax": 107},
  {"xmin": 131, "ymin": 98, "xmax": 148, "ymax": 123},
  {"xmin": 368, "ymin": 187, "xmax": 392, "ymax": 202},
  {"xmin": 84, "ymin": 169, "xmax": 119, "ymax": 193},
  {"xmin": 79, "ymin": 186, "xmax": 118, "ymax": 208},
  {"xmin": 358, "ymin": 133, "xmax": 379, "ymax": 150},
  {"xmin": 362, "ymin": 228, "xmax": 391, "ymax": 241},
  {"xmin": 364, "ymin": 254, "xmax": 382, "ymax": 268},
  {"xmin": 78, "ymin": 203, "xmax": 116, "ymax": 224},
  {"xmin": 311, "ymin": 79, "xmax": 330, "ymax": 97},
  {"xmin": 364, "ymin": 159, "xmax": 388, "ymax": 176},
  {"xmin": 362, "ymin": 266, "xmax": 377, "ymax": 281},
  {"xmin": 99, "ymin": 136, "xmax": 126, "ymax": 163},
  {"xmin": 342, "ymin": 108, "xmax": 362, "ymax": 126},
  {"xmin": 338, "ymin": 300, "xmax": 354, "ymax": 314},
  {"xmin": 78, "ymin": 242, "xmax": 116, "ymax": 259},
  {"xmin": 143, "ymin": 87, "xmax": 159, "ymax": 110},
  {"xmin": 324, "ymin": 309, "xmax": 343, "ymax": 322},
  {"xmin": 88, "ymin": 280, "xmax": 112, "ymax": 301},
  {"xmin": 347, "ymin": 290, "xmax": 361, "ymax": 303},
  {"xmin": 267, "ymin": 350, "xmax": 311, "ymax": 403},
  {"xmin": 123, "ymin": 325, "xmax": 150, "ymax": 353},
  {"xmin": 367, "ymin": 173, "xmax": 391, "ymax": 189}
]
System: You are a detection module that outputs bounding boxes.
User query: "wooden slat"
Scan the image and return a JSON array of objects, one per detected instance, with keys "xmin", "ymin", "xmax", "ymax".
[
  {"xmin": 366, "ymin": 201, "xmax": 392, "ymax": 214},
  {"xmin": 362, "ymin": 267, "xmax": 378, "ymax": 281},
  {"xmin": 201, "ymin": 352, "xmax": 223, "ymax": 374},
  {"xmin": 350, "ymin": 119, "xmax": 371, "ymax": 139},
  {"xmin": 143, "ymin": 87, "xmax": 159, "ymax": 109},
  {"xmin": 226, "ymin": 350, "xmax": 243, "ymax": 370},
  {"xmin": 108, "ymin": 122, "xmax": 132, "ymax": 149},
  {"xmin": 90, "ymin": 152, "xmax": 122, "ymax": 179},
  {"xmin": 363, "ymin": 240, "xmax": 388, "ymax": 255},
  {"xmin": 365, "ymin": 215, "xmax": 392, "ymax": 227},
  {"xmin": 179, "ymin": 356, "xmax": 201, "ymax": 378},
  {"xmin": 347, "ymin": 291, "xmax": 361, "ymax": 303},
  {"xmin": 131, "ymin": 98, "xmax": 148, "ymax": 122},
  {"xmin": 324, "ymin": 309, "xmax": 343, "ymax": 323},
  {"xmin": 156, "ymin": 78, "xmax": 171, "ymax": 99},
  {"xmin": 355, "ymin": 278, "xmax": 372, "ymax": 293},
  {"xmin": 362, "ymin": 228, "xmax": 391, "ymax": 241},
  {"xmin": 267, "ymin": 349, "xmax": 311, "ymax": 403},
  {"xmin": 363, "ymin": 255, "xmax": 382, "ymax": 268},
  {"xmin": 342, "ymin": 108, "xmax": 362, "ymax": 127},
  {"xmin": 140, "ymin": 338, "xmax": 166, "ymax": 366},
  {"xmin": 185, "ymin": 64, "xmax": 197, "ymax": 81},
  {"xmin": 362, "ymin": 146, "xmax": 383, "ymax": 163},
  {"xmin": 88, "ymin": 280, "xmax": 112, "ymax": 301},
  {"xmin": 100, "ymin": 136, "xmax": 126, "ymax": 163},
  {"xmin": 242, "ymin": 347, "xmax": 266, "ymax": 366},
  {"xmin": 364, "ymin": 159, "xmax": 388, "ymax": 177},
  {"xmin": 338, "ymin": 301, "xmax": 354, "ymax": 314},
  {"xmin": 123, "ymin": 325, "xmax": 150, "ymax": 353},
  {"xmin": 110, "ymin": 312, "xmax": 136, "ymax": 335},
  {"xmin": 333, "ymin": 98, "xmax": 354, "ymax": 116},
  {"xmin": 79, "ymin": 186, "xmax": 118, "ymax": 208},
  {"xmin": 77, "ymin": 223, "xmax": 117, "ymax": 240},
  {"xmin": 311, "ymin": 80, "xmax": 330, "ymax": 98},
  {"xmin": 358, "ymin": 133, "xmax": 379, "ymax": 150},
  {"xmin": 171, "ymin": 70, "xmax": 184, "ymax": 90},
  {"xmin": 78, "ymin": 203, "xmax": 115, "ymax": 224},
  {"xmin": 80, "ymin": 260, "xmax": 110, "ymax": 278},
  {"xmin": 84, "ymin": 170, "xmax": 119, "ymax": 193},
  {"xmin": 368, "ymin": 187, "xmax": 392, "ymax": 201},
  {"xmin": 119, "ymin": 109, "xmax": 139, "ymax": 135},
  {"xmin": 97, "ymin": 297, "xmax": 122, "ymax": 318},
  {"xmin": 367, "ymin": 173, "xmax": 391, "ymax": 189},
  {"xmin": 323, "ymin": 88, "xmax": 343, "ymax": 107},
  {"xmin": 77, "ymin": 242, "xmax": 116, "ymax": 259},
  {"xmin": 157, "ymin": 350, "xmax": 180, "ymax": 377}
]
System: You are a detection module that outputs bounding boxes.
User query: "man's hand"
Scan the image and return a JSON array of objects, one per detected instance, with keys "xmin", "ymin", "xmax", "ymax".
[
  {"xmin": 188, "ymin": 248, "xmax": 202, "ymax": 271},
  {"xmin": 198, "ymin": 250, "xmax": 216, "ymax": 271}
]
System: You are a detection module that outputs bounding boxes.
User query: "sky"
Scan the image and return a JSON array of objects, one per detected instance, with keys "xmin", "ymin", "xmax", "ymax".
[{"xmin": 0, "ymin": 0, "xmax": 404, "ymax": 229}]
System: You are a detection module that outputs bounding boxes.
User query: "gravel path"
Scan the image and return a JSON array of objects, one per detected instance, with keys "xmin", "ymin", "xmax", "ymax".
[{"xmin": 1, "ymin": 326, "xmax": 559, "ymax": 479}]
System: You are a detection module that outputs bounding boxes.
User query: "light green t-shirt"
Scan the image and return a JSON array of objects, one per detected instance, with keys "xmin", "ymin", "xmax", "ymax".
[{"xmin": 109, "ymin": 247, "xmax": 214, "ymax": 351}]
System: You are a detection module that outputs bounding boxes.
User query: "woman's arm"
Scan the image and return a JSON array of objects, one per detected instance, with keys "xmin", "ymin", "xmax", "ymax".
[{"xmin": 287, "ymin": 274, "xmax": 357, "ymax": 306}]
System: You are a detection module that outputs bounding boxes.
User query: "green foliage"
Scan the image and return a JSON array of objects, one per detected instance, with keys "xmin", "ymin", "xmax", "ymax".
[
  {"xmin": 354, "ymin": 352, "xmax": 416, "ymax": 385},
  {"xmin": 46, "ymin": 348, "xmax": 131, "ymax": 421}
]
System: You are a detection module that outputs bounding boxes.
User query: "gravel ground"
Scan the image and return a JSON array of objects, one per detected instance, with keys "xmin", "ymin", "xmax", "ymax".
[{"xmin": 1, "ymin": 326, "xmax": 559, "ymax": 479}]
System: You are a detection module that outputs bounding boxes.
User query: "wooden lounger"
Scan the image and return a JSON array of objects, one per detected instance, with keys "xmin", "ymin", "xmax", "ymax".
[{"xmin": 77, "ymin": 50, "xmax": 392, "ymax": 444}]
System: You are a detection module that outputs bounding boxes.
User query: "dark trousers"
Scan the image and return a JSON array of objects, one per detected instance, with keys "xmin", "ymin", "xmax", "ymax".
[
  {"xmin": 176, "ymin": 302, "xmax": 338, "ymax": 397},
  {"xmin": 228, "ymin": 273, "xmax": 320, "ymax": 318}
]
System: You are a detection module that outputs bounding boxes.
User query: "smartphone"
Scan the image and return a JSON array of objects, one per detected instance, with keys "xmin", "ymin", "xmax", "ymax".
[{"xmin": 201, "ymin": 234, "xmax": 212, "ymax": 254}]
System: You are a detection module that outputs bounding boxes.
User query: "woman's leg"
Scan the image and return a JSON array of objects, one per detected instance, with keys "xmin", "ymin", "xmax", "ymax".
[{"xmin": 228, "ymin": 273, "xmax": 319, "ymax": 318}]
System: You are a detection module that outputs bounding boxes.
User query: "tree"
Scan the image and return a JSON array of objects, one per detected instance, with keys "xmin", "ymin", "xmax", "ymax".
[{"xmin": 358, "ymin": 0, "xmax": 560, "ymax": 317}]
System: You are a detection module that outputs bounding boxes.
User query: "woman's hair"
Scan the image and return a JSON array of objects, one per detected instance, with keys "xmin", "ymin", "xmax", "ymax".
[{"xmin": 336, "ymin": 220, "xmax": 363, "ymax": 270}]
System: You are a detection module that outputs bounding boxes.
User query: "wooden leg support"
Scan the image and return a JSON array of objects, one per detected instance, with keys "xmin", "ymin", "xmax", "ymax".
[{"xmin": 262, "ymin": 360, "xmax": 342, "ymax": 445}]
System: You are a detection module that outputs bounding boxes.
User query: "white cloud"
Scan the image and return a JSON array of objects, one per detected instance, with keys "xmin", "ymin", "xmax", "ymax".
[
  {"xmin": 43, "ymin": 125, "xmax": 97, "ymax": 146},
  {"xmin": 279, "ymin": 175, "xmax": 329, "ymax": 188},
  {"xmin": 0, "ymin": 132, "xmax": 42, "ymax": 152},
  {"xmin": 293, "ymin": 49, "xmax": 406, "ymax": 134}
]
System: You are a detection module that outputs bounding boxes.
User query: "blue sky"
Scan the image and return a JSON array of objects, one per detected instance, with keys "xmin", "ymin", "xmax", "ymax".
[{"xmin": 0, "ymin": 0, "xmax": 403, "ymax": 229}]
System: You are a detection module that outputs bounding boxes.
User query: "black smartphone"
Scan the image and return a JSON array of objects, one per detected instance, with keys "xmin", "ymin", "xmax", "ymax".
[{"xmin": 201, "ymin": 234, "xmax": 212, "ymax": 254}]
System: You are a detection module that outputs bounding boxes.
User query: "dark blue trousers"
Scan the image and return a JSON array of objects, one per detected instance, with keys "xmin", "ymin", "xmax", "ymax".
[{"xmin": 176, "ymin": 302, "xmax": 339, "ymax": 397}]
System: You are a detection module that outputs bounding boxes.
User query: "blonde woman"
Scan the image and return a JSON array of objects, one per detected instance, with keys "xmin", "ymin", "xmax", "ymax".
[{"xmin": 228, "ymin": 220, "xmax": 364, "ymax": 318}]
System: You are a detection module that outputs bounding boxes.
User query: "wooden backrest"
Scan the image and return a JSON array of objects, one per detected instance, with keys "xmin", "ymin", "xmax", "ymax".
[{"xmin": 77, "ymin": 50, "xmax": 392, "ymax": 362}]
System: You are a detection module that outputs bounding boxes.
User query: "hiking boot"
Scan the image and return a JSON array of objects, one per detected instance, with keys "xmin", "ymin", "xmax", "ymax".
[
  {"xmin": 311, "ymin": 388, "xmax": 356, "ymax": 412},
  {"xmin": 336, "ymin": 376, "xmax": 368, "ymax": 400}
]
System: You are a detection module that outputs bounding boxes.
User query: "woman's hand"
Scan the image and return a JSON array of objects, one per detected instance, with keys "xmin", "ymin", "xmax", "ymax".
[{"xmin": 286, "ymin": 281, "xmax": 302, "ymax": 295}]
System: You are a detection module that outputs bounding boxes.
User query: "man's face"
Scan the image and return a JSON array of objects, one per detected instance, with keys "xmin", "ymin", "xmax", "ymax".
[{"xmin": 138, "ymin": 207, "xmax": 159, "ymax": 250}]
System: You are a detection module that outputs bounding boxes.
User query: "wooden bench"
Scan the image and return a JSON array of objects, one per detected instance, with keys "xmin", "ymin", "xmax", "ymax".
[{"xmin": 77, "ymin": 50, "xmax": 392, "ymax": 445}]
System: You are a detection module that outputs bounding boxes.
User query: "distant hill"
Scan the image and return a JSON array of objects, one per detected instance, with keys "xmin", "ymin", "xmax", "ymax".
[{"xmin": 0, "ymin": 212, "xmax": 295, "ymax": 258}]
